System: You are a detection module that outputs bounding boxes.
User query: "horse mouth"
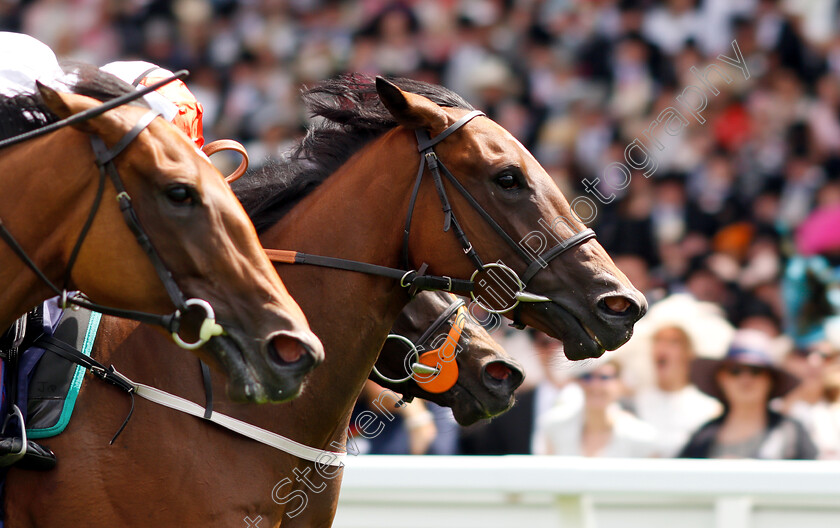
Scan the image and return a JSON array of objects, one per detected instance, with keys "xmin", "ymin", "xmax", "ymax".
[
  {"xmin": 447, "ymin": 382, "xmax": 494, "ymax": 425},
  {"xmin": 205, "ymin": 334, "xmax": 266, "ymax": 402},
  {"xmin": 205, "ymin": 330, "xmax": 318, "ymax": 403},
  {"xmin": 447, "ymin": 378, "xmax": 516, "ymax": 426},
  {"xmin": 521, "ymin": 300, "xmax": 607, "ymax": 360},
  {"xmin": 582, "ymin": 323, "xmax": 606, "ymax": 349}
]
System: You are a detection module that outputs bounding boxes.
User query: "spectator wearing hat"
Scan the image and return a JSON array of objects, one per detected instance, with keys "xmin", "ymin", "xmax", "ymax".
[
  {"xmin": 616, "ymin": 294, "xmax": 731, "ymax": 457},
  {"xmin": 679, "ymin": 330, "xmax": 817, "ymax": 459}
]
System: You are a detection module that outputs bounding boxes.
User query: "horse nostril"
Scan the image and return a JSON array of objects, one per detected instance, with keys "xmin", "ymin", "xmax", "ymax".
[
  {"xmin": 270, "ymin": 335, "xmax": 307, "ymax": 364},
  {"xmin": 485, "ymin": 361, "xmax": 512, "ymax": 381},
  {"xmin": 604, "ymin": 296, "xmax": 632, "ymax": 314},
  {"xmin": 482, "ymin": 360, "xmax": 525, "ymax": 394}
]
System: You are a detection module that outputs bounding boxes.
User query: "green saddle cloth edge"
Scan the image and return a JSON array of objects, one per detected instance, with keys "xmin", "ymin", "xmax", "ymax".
[{"xmin": 27, "ymin": 310, "xmax": 102, "ymax": 439}]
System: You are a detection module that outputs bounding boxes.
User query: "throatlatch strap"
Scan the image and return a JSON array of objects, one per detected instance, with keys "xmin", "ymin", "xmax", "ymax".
[
  {"xmin": 63, "ymin": 157, "xmax": 107, "ymax": 290},
  {"xmin": 0, "ymin": 218, "xmax": 61, "ymax": 296},
  {"xmin": 401, "ymin": 150, "xmax": 427, "ymax": 269}
]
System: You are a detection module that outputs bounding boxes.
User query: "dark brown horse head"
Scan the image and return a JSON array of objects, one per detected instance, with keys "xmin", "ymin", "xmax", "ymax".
[
  {"xmin": 371, "ymin": 291, "xmax": 524, "ymax": 425},
  {"xmin": 375, "ymin": 78, "xmax": 647, "ymax": 360},
  {"xmin": 33, "ymin": 84, "xmax": 323, "ymax": 402}
]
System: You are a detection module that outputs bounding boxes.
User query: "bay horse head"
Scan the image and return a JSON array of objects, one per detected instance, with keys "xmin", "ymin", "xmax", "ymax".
[
  {"xmin": 374, "ymin": 78, "xmax": 647, "ymax": 360},
  {"xmin": 372, "ymin": 291, "xmax": 524, "ymax": 424},
  {"xmin": 0, "ymin": 70, "xmax": 322, "ymax": 403}
]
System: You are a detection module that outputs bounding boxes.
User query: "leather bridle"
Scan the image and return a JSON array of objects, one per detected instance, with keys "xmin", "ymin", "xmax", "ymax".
[
  {"xmin": 0, "ymin": 73, "xmax": 223, "ymax": 350},
  {"xmin": 264, "ymin": 108, "xmax": 595, "ymax": 321}
]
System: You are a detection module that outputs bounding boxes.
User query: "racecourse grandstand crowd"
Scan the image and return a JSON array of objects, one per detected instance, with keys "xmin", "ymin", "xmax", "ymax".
[{"xmin": 4, "ymin": 0, "xmax": 840, "ymax": 459}]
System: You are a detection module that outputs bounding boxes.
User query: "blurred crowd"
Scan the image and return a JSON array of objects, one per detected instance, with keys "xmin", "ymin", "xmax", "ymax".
[{"xmin": 4, "ymin": 0, "xmax": 840, "ymax": 459}]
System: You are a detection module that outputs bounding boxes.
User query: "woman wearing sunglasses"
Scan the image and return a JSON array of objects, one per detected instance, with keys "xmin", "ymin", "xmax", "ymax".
[
  {"xmin": 679, "ymin": 329, "xmax": 817, "ymax": 459},
  {"xmin": 541, "ymin": 360, "xmax": 657, "ymax": 457}
]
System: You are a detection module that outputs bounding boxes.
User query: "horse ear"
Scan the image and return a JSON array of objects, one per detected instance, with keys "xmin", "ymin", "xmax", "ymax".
[
  {"xmin": 36, "ymin": 81, "xmax": 98, "ymax": 134},
  {"xmin": 376, "ymin": 77, "xmax": 448, "ymax": 135}
]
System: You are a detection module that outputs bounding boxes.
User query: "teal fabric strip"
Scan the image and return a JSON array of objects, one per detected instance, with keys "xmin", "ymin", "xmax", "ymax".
[{"xmin": 28, "ymin": 311, "xmax": 102, "ymax": 439}]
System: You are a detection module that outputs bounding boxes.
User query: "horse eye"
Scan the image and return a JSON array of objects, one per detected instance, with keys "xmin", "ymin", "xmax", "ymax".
[
  {"xmin": 494, "ymin": 172, "xmax": 521, "ymax": 191},
  {"xmin": 165, "ymin": 185, "xmax": 195, "ymax": 205}
]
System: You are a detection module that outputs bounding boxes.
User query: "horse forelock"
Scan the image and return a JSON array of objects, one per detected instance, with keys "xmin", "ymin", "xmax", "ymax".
[
  {"xmin": 0, "ymin": 93, "xmax": 57, "ymax": 141},
  {"xmin": 0, "ymin": 61, "xmax": 146, "ymax": 142},
  {"xmin": 233, "ymin": 74, "xmax": 475, "ymax": 233}
]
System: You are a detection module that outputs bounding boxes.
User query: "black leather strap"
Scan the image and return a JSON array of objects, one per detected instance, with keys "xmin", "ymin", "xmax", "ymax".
[
  {"xmin": 414, "ymin": 297, "xmax": 465, "ymax": 347},
  {"xmin": 438, "ymin": 162, "xmax": 534, "ymax": 265},
  {"xmin": 62, "ymin": 152, "xmax": 107, "ymax": 290},
  {"xmin": 132, "ymin": 66, "xmax": 160, "ymax": 87},
  {"xmin": 91, "ymin": 110, "xmax": 159, "ymax": 165},
  {"xmin": 34, "ymin": 334, "xmax": 134, "ymax": 394},
  {"xmin": 291, "ymin": 251, "xmax": 474, "ymax": 294},
  {"xmin": 401, "ymin": 147, "xmax": 429, "ymax": 269},
  {"xmin": 93, "ymin": 147, "xmax": 188, "ymax": 312},
  {"xmin": 199, "ymin": 360, "xmax": 213, "ymax": 420},
  {"xmin": 519, "ymin": 228, "xmax": 596, "ymax": 285},
  {"xmin": 0, "ymin": 219, "xmax": 63, "ymax": 298},
  {"xmin": 416, "ymin": 111, "xmax": 485, "ymax": 151}
]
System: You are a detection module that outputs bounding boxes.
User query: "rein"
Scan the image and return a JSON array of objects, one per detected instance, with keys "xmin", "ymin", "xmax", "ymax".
[
  {"xmin": 263, "ymin": 109, "xmax": 596, "ymax": 317},
  {"xmin": 0, "ymin": 71, "xmax": 223, "ymax": 350}
]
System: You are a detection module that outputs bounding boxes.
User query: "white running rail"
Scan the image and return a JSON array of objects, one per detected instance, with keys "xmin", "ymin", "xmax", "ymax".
[{"xmin": 334, "ymin": 456, "xmax": 840, "ymax": 528}]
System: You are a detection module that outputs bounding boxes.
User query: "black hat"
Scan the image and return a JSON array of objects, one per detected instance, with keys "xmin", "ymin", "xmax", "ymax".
[{"xmin": 691, "ymin": 330, "xmax": 800, "ymax": 401}]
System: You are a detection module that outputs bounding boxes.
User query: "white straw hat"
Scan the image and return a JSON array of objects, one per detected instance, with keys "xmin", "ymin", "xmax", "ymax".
[{"xmin": 612, "ymin": 294, "xmax": 735, "ymax": 389}]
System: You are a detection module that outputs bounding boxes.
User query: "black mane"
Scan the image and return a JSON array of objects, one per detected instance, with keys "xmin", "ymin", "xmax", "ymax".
[
  {"xmin": 232, "ymin": 74, "xmax": 474, "ymax": 233},
  {"xmin": 0, "ymin": 61, "xmax": 144, "ymax": 141}
]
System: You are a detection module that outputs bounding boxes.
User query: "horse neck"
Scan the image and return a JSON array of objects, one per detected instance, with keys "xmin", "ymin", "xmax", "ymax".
[
  {"xmin": 239, "ymin": 127, "xmax": 420, "ymax": 448},
  {"xmin": 0, "ymin": 132, "xmax": 93, "ymax": 328}
]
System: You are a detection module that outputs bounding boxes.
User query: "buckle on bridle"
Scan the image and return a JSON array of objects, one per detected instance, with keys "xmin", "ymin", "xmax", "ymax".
[
  {"xmin": 171, "ymin": 298, "xmax": 225, "ymax": 350},
  {"xmin": 400, "ymin": 270, "xmax": 416, "ymax": 289}
]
